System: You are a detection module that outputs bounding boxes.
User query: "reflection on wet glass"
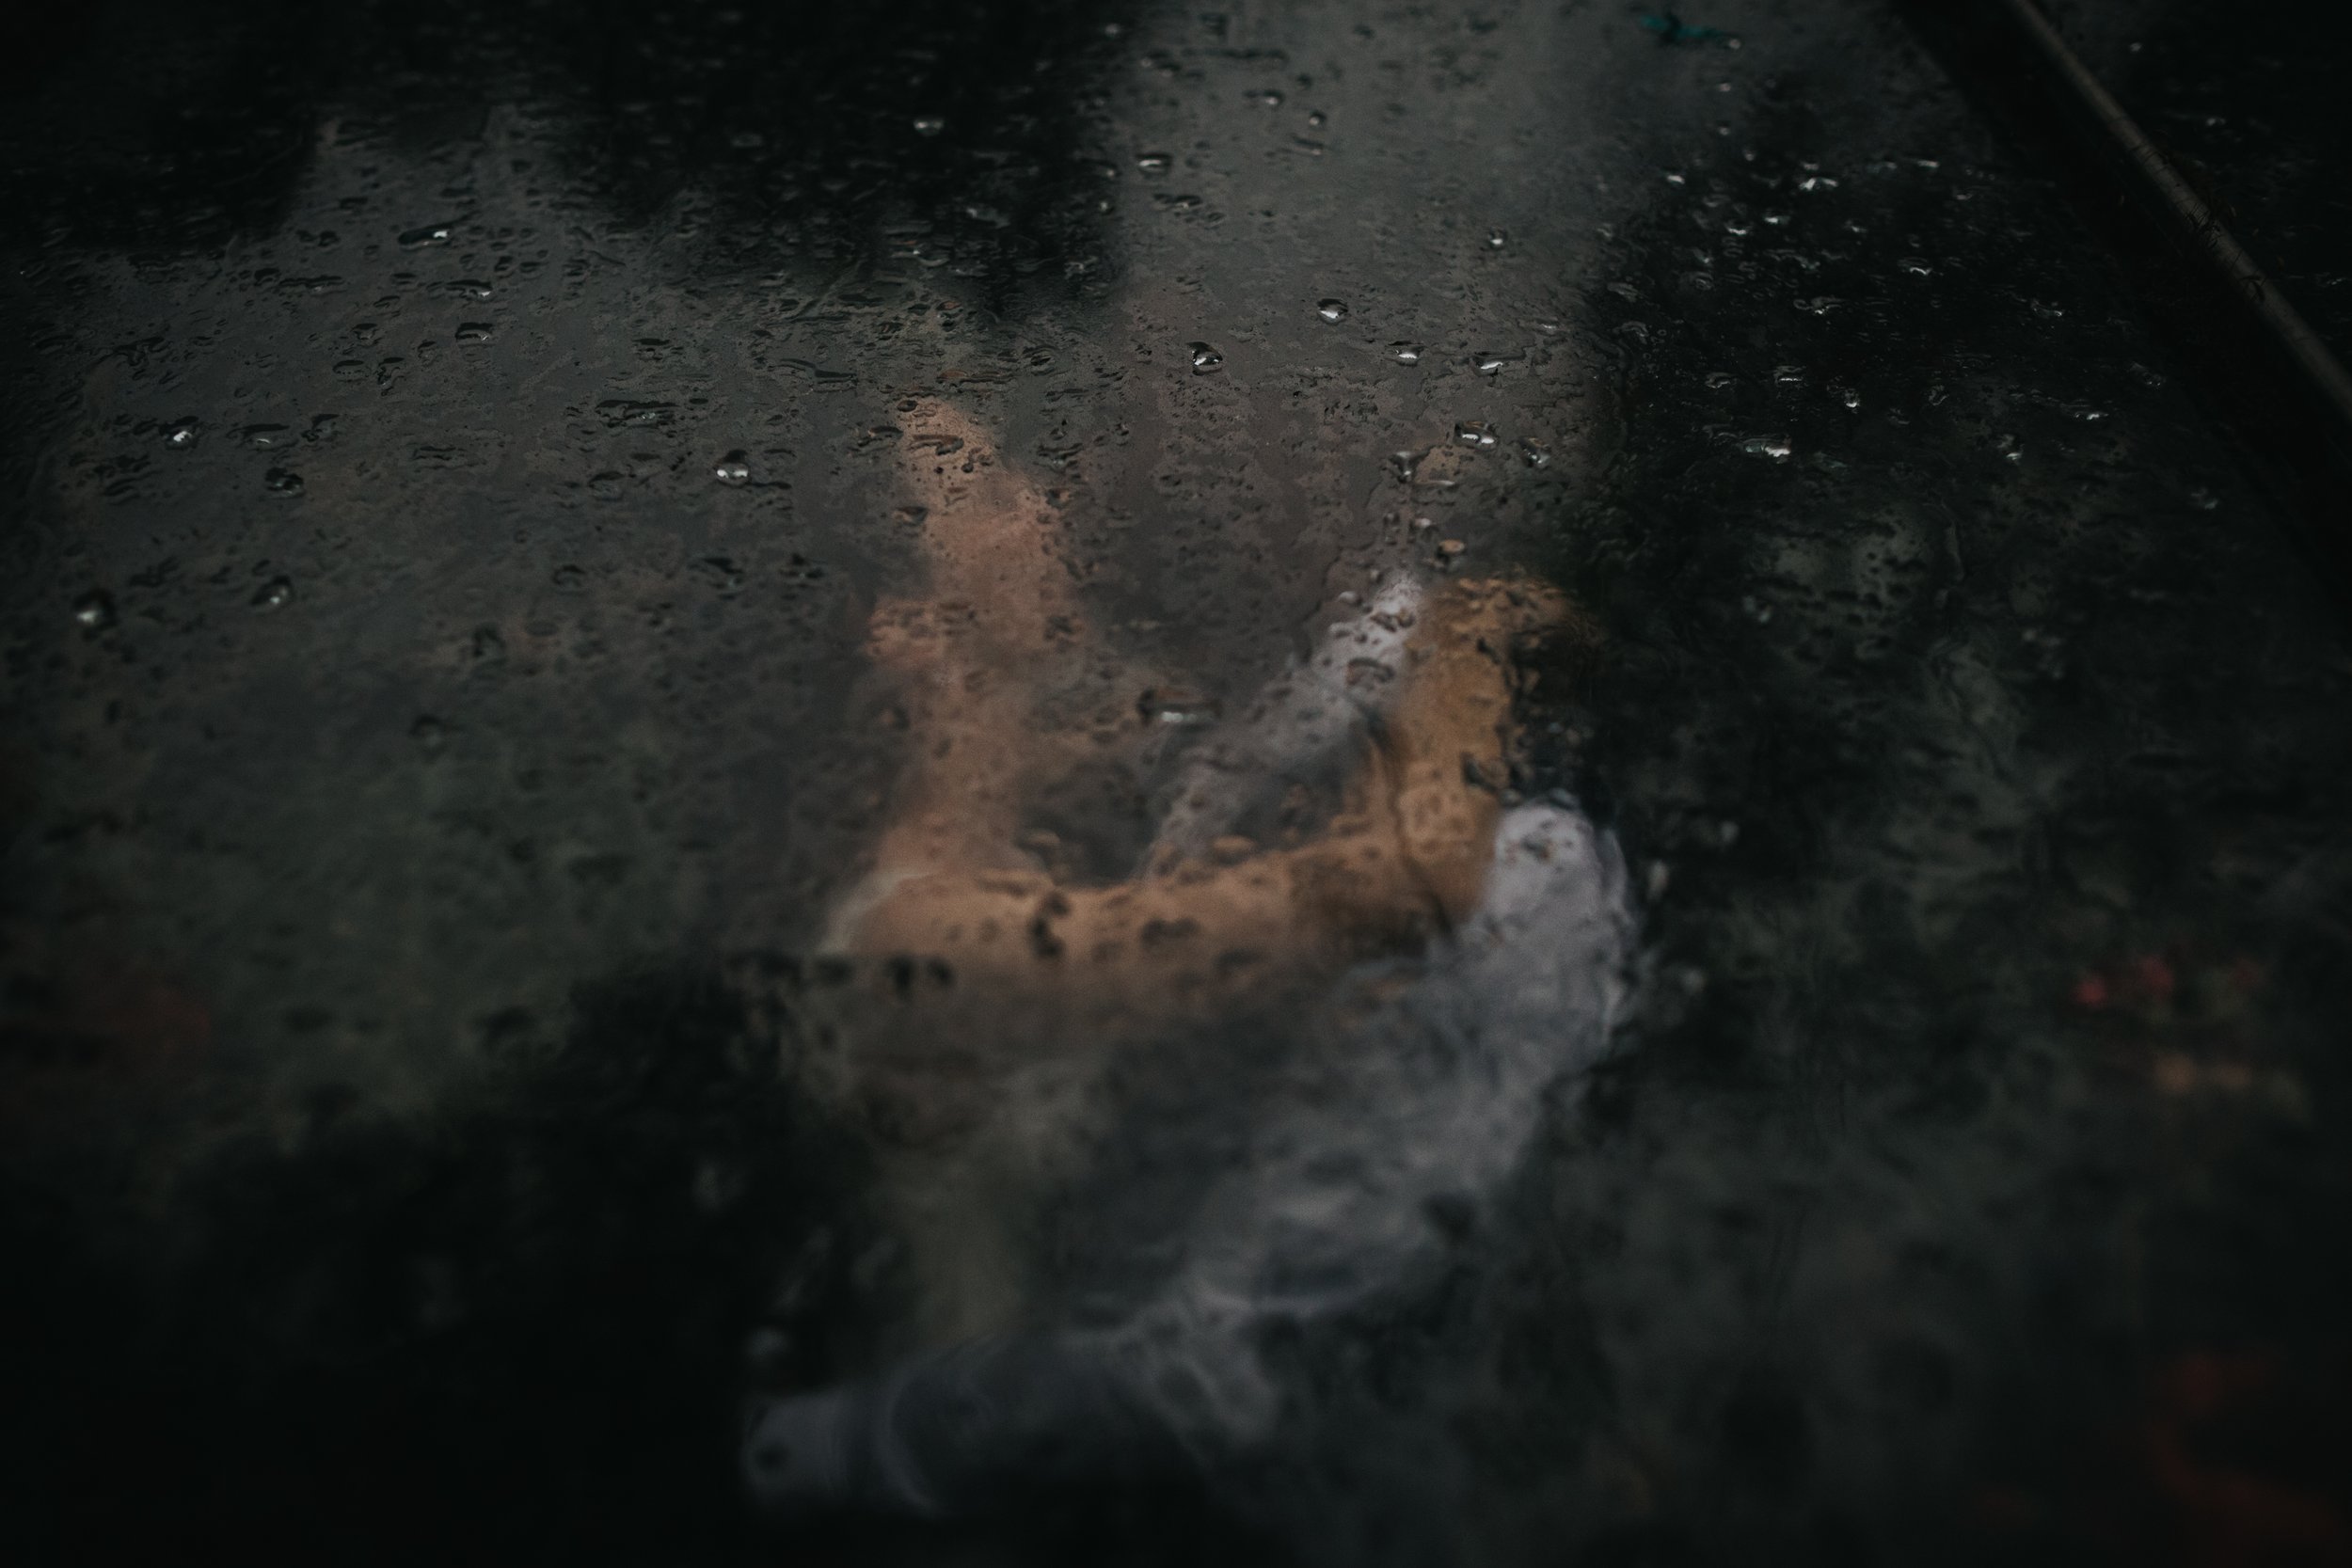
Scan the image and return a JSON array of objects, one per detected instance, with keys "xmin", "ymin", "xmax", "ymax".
[
  {"xmin": 9, "ymin": 0, "xmax": 2352, "ymax": 1560},
  {"xmin": 741, "ymin": 398, "xmax": 1633, "ymax": 1512}
]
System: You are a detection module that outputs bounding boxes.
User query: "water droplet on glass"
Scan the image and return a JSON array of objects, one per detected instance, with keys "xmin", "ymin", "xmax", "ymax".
[
  {"xmin": 713, "ymin": 451, "xmax": 752, "ymax": 485},
  {"xmin": 263, "ymin": 468, "xmax": 304, "ymax": 496},
  {"xmin": 72, "ymin": 589, "xmax": 116, "ymax": 630},
  {"xmin": 1137, "ymin": 687, "xmax": 1220, "ymax": 726},
  {"xmin": 1391, "ymin": 342, "xmax": 1422, "ymax": 365},
  {"xmin": 1188, "ymin": 342, "xmax": 1224, "ymax": 374},
  {"xmin": 1739, "ymin": 436, "xmax": 1793, "ymax": 461},
  {"xmin": 596, "ymin": 399, "xmax": 676, "ymax": 426},
  {"xmin": 694, "ymin": 556, "xmax": 746, "ymax": 594},
  {"xmin": 1316, "ymin": 298, "xmax": 1348, "ymax": 324},
  {"xmin": 252, "ymin": 576, "xmax": 294, "ymax": 609},
  {"xmin": 1453, "ymin": 420, "xmax": 1497, "ymax": 449},
  {"xmin": 912, "ymin": 116, "xmax": 946, "ymax": 136}
]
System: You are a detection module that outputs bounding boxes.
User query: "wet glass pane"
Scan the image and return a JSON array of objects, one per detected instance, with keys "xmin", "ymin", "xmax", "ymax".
[{"xmin": 4, "ymin": 0, "xmax": 2348, "ymax": 1561}]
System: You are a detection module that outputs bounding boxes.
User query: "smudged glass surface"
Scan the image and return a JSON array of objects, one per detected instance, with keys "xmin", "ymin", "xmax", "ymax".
[{"xmin": 3, "ymin": 1, "xmax": 2348, "ymax": 1564}]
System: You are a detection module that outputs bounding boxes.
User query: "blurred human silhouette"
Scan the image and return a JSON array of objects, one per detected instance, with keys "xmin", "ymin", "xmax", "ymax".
[
  {"xmin": 806, "ymin": 398, "xmax": 1580, "ymax": 1344},
  {"xmin": 741, "ymin": 398, "xmax": 1635, "ymax": 1525}
]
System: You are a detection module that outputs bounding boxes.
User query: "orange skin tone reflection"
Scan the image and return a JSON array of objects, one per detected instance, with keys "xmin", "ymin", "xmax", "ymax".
[{"xmin": 815, "ymin": 400, "xmax": 1571, "ymax": 1344}]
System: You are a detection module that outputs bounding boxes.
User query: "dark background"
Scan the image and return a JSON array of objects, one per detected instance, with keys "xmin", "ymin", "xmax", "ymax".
[{"xmin": 4, "ymin": 1, "xmax": 2349, "ymax": 1563}]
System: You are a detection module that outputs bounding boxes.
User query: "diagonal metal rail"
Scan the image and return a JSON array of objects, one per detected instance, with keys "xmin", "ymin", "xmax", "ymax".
[
  {"xmin": 1989, "ymin": 0, "xmax": 2352, "ymax": 447},
  {"xmin": 1906, "ymin": 0, "xmax": 2352, "ymax": 600}
]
